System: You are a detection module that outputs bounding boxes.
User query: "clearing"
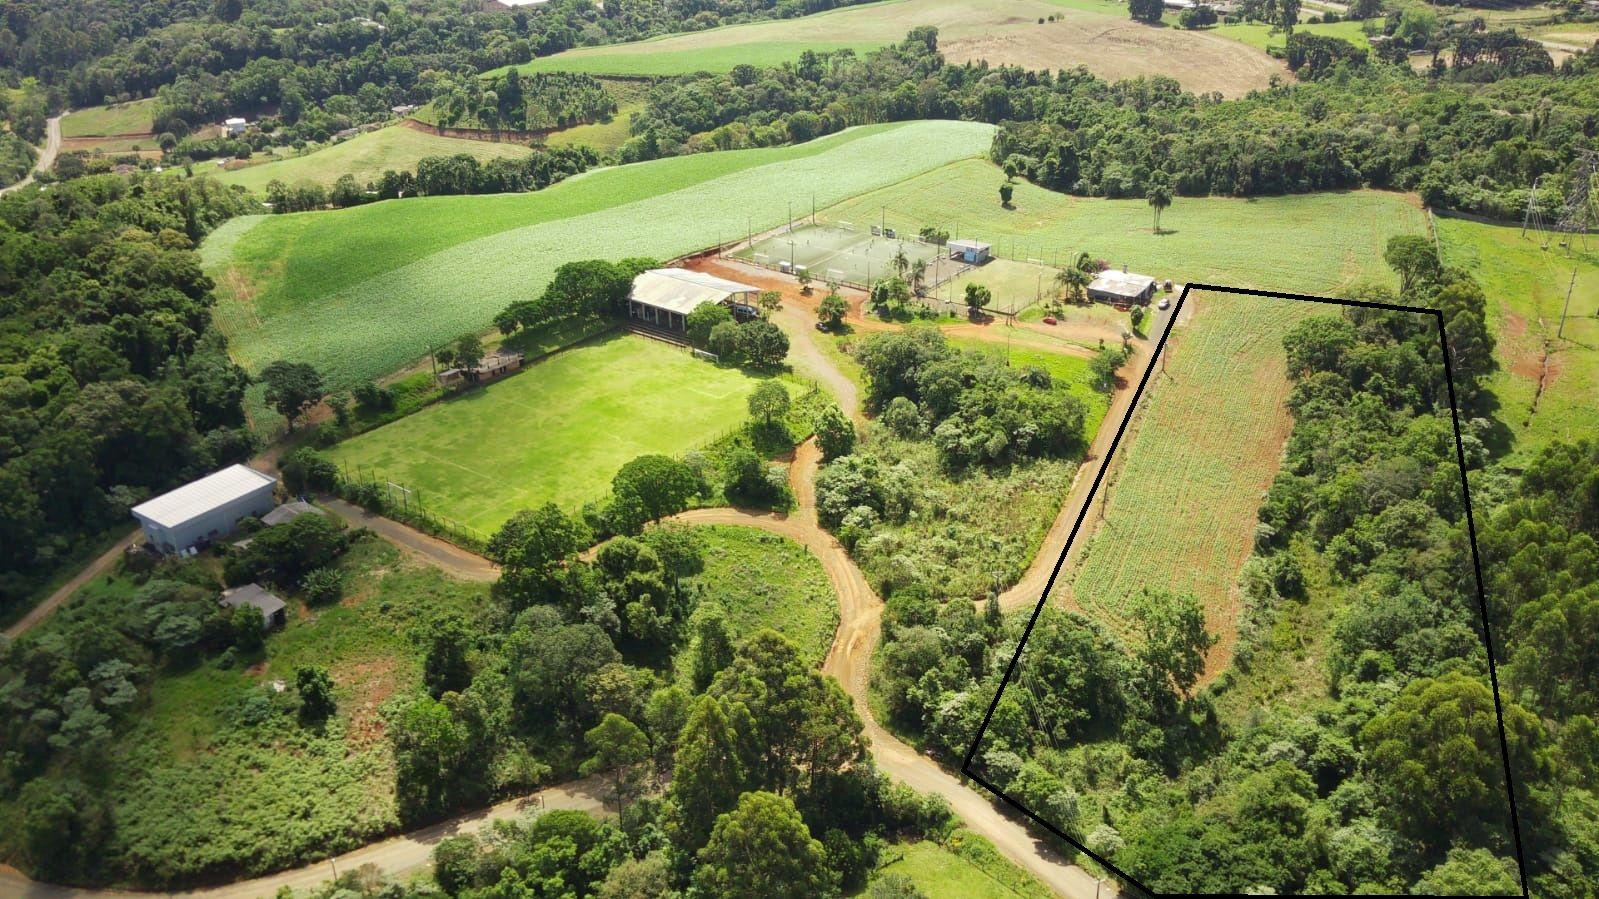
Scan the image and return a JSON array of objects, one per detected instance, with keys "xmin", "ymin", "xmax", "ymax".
[
  {"xmin": 211, "ymin": 125, "xmax": 535, "ymax": 192},
  {"xmin": 1057, "ymin": 289, "xmax": 1325, "ymax": 677},
  {"xmin": 61, "ymin": 99, "xmax": 157, "ymax": 138},
  {"xmin": 1436, "ymin": 215, "xmax": 1599, "ymax": 462},
  {"xmin": 325, "ymin": 334, "xmax": 772, "ymax": 532},
  {"xmin": 506, "ymin": 0, "xmax": 1282, "ymax": 97},
  {"xmin": 676, "ymin": 525, "xmax": 839, "ymax": 683},
  {"xmin": 1211, "ymin": 18, "xmax": 1373, "ymax": 52},
  {"xmin": 867, "ymin": 831, "xmax": 1056, "ymax": 899},
  {"xmin": 201, "ymin": 120, "xmax": 994, "ymax": 388},
  {"xmin": 819, "ymin": 158, "xmax": 1426, "ymax": 295}
]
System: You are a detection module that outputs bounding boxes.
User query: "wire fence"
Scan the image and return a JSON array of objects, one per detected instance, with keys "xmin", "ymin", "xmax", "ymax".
[{"xmin": 335, "ymin": 461, "xmax": 489, "ymax": 551}]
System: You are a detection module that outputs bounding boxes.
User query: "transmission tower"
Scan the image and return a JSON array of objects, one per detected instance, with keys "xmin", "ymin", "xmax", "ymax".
[
  {"xmin": 1521, "ymin": 174, "xmax": 1548, "ymax": 240},
  {"xmin": 1550, "ymin": 151, "xmax": 1598, "ymax": 256}
]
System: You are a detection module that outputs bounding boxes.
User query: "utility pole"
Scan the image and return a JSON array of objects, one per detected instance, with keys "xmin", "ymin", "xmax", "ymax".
[{"xmin": 1559, "ymin": 266, "xmax": 1578, "ymax": 338}]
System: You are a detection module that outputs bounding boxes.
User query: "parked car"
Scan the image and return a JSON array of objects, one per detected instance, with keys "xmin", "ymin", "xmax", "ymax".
[
  {"xmin": 1158, "ymin": 298, "xmax": 1170, "ymax": 310},
  {"xmin": 815, "ymin": 320, "xmax": 831, "ymax": 332},
  {"xmin": 1042, "ymin": 316, "xmax": 1057, "ymax": 325}
]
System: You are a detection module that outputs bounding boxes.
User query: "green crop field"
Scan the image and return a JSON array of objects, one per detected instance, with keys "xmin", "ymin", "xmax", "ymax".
[
  {"xmin": 503, "ymin": 0, "xmax": 1280, "ymax": 97},
  {"xmin": 821, "ymin": 158, "xmax": 1426, "ymax": 295},
  {"xmin": 61, "ymin": 99, "xmax": 157, "ymax": 137},
  {"xmin": 1060, "ymin": 290, "xmax": 1325, "ymax": 667},
  {"xmin": 676, "ymin": 525, "xmax": 838, "ymax": 684},
  {"xmin": 211, "ymin": 126, "xmax": 535, "ymax": 192},
  {"xmin": 1211, "ymin": 18, "xmax": 1372, "ymax": 52},
  {"xmin": 201, "ymin": 120, "xmax": 993, "ymax": 388},
  {"xmin": 326, "ymin": 334, "xmax": 773, "ymax": 531},
  {"xmin": 1436, "ymin": 215, "xmax": 1599, "ymax": 462}
]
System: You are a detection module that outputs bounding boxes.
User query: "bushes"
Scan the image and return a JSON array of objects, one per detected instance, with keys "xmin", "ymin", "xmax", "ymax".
[
  {"xmin": 224, "ymin": 514, "xmax": 351, "ymax": 588},
  {"xmin": 708, "ymin": 318, "xmax": 790, "ymax": 367}
]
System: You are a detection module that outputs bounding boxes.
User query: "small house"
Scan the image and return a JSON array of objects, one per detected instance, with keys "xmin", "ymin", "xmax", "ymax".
[
  {"xmin": 220, "ymin": 583, "xmax": 287, "ymax": 630},
  {"xmin": 948, "ymin": 239, "xmax": 992, "ymax": 265},
  {"xmin": 626, "ymin": 268, "xmax": 759, "ymax": 333},
  {"xmin": 392, "ymin": 104, "xmax": 419, "ymax": 117},
  {"xmin": 262, "ymin": 500, "xmax": 325, "ymax": 527},
  {"xmin": 224, "ymin": 117, "xmax": 248, "ymax": 136},
  {"xmin": 1087, "ymin": 269, "xmax": 1158, "ymax": 305},
  {"xmin": 132, "ymin": 464, "xmax": 279, "ymax": 555}
]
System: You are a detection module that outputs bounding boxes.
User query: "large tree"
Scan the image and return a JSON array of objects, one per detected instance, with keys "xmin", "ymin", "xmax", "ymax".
[
  {"xmin": 670, "ymin": 693, "xmax": 750, "ymax": 846},
  {"xmin": 610, "ymin": 454, "xmax": 702, "ymax": 533},
  {"xmin": 581, "ymin": 713, "xmax": 651, "ymax": 811},
  {"xmin": 692, "ymin": 791, "xmax": 837, "ymax": 899},
  {"xmin": 259, "ymin": 360, "xmax": 324, "ymax": 428}
]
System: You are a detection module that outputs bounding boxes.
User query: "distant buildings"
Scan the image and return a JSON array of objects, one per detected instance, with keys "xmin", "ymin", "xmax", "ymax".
[
  {"xmin": 438, "ymin": 351, "xmax": 525, "ymax": 389},
  {"xmin": 627, "ymin": 268, "xmax": 760, "ymax": 333},
  {"xmin": 1088, "ymin": 269, "xmax": 1158, "ymax": 305},
  {"xmin": 391, "ymin": 104, "xmax": 419, "ymax": 117},
  {"xmin": 224, "ymin": 117, "xmax": 248, "ymax": 136},
  {"xmin": 131, "ymin": 464, "xmax": 278, "ymax": 555}
]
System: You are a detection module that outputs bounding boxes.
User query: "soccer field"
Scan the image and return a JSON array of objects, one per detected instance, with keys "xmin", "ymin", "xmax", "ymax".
[
  {"xmin": 326, "ymin": 334, "xmax": 771, "ymax": 532},
  {"xmin": 732, "ymin": 223, "xmax": 959, "ymax": 290}
]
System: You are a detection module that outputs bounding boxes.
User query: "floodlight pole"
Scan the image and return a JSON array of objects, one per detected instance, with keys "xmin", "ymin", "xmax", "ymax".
[{"xmin": 788, "ymin": 201, "xmax": 793, "ymax": 233}]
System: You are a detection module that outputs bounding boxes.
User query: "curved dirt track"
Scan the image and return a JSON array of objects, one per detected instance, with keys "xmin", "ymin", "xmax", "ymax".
[
  {"xmin": 0, "ymin": 112, "xmax": 63, "ymax": 198},
  {"xmin": 4, "ymin": 302, "xmax": 1143, "ymax": 898}
]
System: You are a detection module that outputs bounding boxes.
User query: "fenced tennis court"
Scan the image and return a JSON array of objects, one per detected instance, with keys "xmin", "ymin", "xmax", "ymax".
[{"xmin": 731, "ymin": 222, "xmax": 966, "ymax": 291}]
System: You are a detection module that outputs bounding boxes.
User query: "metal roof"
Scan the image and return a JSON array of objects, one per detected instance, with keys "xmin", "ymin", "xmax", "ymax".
[
  {"xmin": 629, "ymin": 268, "xmax": 758, "ymax": 316},
  {"xmin": 949, "ymin": 238, "xmax": 991, "ymax": 252},
  {"xmin": 220, "ymin": 583, "xmax": 287, "ymax": 620},
  {"xmin": 1089, "ymin": 270, "xmax": 1157, "ymax": 297},
  {"xmin": 261, "ymin": 500, "xmax": 324, "ymax": 527},
  {"xmin": 131, "ymin": 464, "xmax": 277, "ymax": 529}
]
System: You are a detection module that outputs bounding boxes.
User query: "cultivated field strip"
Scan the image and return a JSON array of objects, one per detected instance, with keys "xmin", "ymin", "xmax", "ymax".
[
  {"xmin": 206, "ymin": 120, "xmax": 994, "ymax": 387},
  {"xmin": 1057, "ymin": 290, "xmax": 1326, "ymax": 675}
]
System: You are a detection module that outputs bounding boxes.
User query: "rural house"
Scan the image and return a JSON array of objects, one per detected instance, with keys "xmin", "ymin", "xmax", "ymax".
[
  {"xmin": 132, "ymin": 464, "xmax": 278, "ymax": 555},
  {"xmin": 220, "ymin": 583, "xmax": 288, "ymax": 630},
  {"xmin": 948, "ymin": 239, "xmax": 992, "ymax": 265},
  {"xmin": 224, "ymin": 117, "xmax": 248, "ymax": 136},
  {"xmin": 1088, "ymin": 269, "xmax": 1158, "ymax": 305},
  {"xmin": 438, "ymin": 350, "xmax": 525, "ymax": 389},
  {"xmin": 627, "ymin": 268, "xmax": 759, "ymax": 334}
]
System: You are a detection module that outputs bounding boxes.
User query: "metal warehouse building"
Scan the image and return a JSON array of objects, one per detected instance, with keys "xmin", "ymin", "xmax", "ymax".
[{"xmin": 131, "ymin": 464, "xmax": 279, "ymax": 555}]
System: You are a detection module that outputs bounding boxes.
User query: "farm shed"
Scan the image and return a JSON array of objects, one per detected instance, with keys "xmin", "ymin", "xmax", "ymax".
[
  {"xmin": 1088, "ymin": 269, "xmax": 1158, "ymax": 305},
  {"xmin": 627, "ymin": 268, "xmax": 758, "ymax": 332},
  {"xmin": 948, "ymin": 239, "xmax": 992, "ymax": 265},
  {"xmin": 224, "ymin": 117, "xmax": 248, "ymax": 136},
  {"xmin": 262, "ymin": 500, "xmax": 325, "ymax": 527},
  {"xmin": 438, "ymin": 351, "xmax": 525, "ymax": 389},
  {"xmin": 132, "ymin": 464, "xmax": 278, "ymax": 555},
  {"xmin": 220, "ymin": 583, "xmax": 288, "ymax": 630}
]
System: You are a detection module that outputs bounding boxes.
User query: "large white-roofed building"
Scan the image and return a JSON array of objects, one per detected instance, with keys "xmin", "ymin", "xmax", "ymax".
[
  {"xmin": 131, "ymin": 464, "xmax": 279, "ymax": 555},
  {"xmin": 627, "ymin": 268, "xmax": 759, "ymax": 333},
  {"xmin": 1087, "ymin": 269, "xmax": 1158, "ymax": 305}
]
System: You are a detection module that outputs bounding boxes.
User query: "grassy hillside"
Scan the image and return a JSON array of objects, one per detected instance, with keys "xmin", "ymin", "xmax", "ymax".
[
  {"xmin": 326, "ymin": 335, "xmax": 772, "ymax": 530},
  {"xmin": 822, "ymin": 158, "xmax": 1426, "ymax": 294},
  {"xmin": 212, "ymin": 125, "xmax": 535, "ymax": 192},
  {"xmin": 202, "ymin": 120, "xmax": 994, "ymax": 386},
  {"xmin": 1436, "ymin": 215, "xmax": 1599, "ymax": 462},
  {"xmin": 1212, "ymin": 18, "xmax": 1373, "ymax": 52},
  {"xmin": 1059, "ymin": 289, "xmax": 1325, "ymax": 675},
  {"xmin": 505, "ymin": 0, "xmax": 1282, "ymax": 97},
  {"xmin": 61, "ymin": 99, "xmax": 156, "ymax": 137}
]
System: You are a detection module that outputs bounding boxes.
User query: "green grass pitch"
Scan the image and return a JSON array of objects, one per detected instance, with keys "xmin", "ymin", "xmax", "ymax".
[
  {"xmin": 325, "ymin": 334, "xmax": 774, "ymax": 532},
  {"xmin": 732, "ymin": 223, "xmax": 956, "ymax": 289}
]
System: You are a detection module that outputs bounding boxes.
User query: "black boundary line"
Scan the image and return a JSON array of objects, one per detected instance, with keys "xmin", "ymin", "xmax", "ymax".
[{"xmin": 956, "ymin": 282, "xmax": 1530, "ymax": 899}]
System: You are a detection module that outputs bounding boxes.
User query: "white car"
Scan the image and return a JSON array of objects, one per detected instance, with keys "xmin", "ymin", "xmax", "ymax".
[{"xmin": 1157, "ymin": 297, "xmax": 1171, "ymax": 310}]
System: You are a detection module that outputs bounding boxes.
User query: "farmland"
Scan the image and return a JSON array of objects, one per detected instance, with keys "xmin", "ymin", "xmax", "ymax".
[
  {"xmin": 1057, "ymin": 289, "xmax": 1325, "ymax": 674},
  {"xmin": 676, "ymin": 525, "xmax": 839, "ymax": 683},
  {"xmin": 202, "ymin": 120, "xmax": 994, "ymax": 387},
  {"xmin": 211, "ymin": 125, "xmax": 535, "ymax": 192},
  {"xmin": 60, "ymin": 99, "xmax": 156, "ymax": 138},
  {"xmin": 1436, "ymin": 215, "xmax": 1599, "ymax": 462},
  {"xmin": 1211, "ymin": 18, "xmax": 1373, "ymax": 52},
  {"xmin": 505, "ymin": 0, "xmax": 1283, "ymax": 97},
  {"xmin": 820, "ymin": 158, "xmax": 1427, "ymax": 295},
  {"xmin": 326, "ymin": 334, "xmax": 772, "ymax": 531}
]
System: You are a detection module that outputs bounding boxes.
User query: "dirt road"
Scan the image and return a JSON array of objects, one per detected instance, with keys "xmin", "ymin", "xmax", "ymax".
[
  {"xmin": 319, "ymin": 496, "xmax": 498, "ymax": 582},
  {"xmin": 4, "ymin": 529, "xmax": 138, "ymax": 639},
  {"xmin": 0, "ymin": 776, "xmax": 610, "ymax": 899},
  {"xmin": 0, "ymin": 112, "xmax": 64, "ymax": 197}
]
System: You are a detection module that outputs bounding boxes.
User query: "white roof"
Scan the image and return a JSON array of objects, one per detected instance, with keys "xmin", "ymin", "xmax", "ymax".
[
  {"xmin": 629, "ymin": 268, "xmax": 758, "ymax": 316},
  {"xmin": 949, "ymin": 238, "xmax": 991, "ymax": 252},
  {"xmin": 132, "ymin": 464, "xmax": 277, "ymax": 529},
  {"xmin": 225, "ymin": 117, "xmax": 247, "ymax": 125},
  {"xmin": 1089, "ymin": 270, "xmax": 1157, "ymax": 297}
]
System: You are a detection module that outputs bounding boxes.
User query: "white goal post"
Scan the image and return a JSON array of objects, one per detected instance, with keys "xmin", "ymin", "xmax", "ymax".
[{"xmin": 691, "ymin": 348, "xmax": 720, "ymax": 363}]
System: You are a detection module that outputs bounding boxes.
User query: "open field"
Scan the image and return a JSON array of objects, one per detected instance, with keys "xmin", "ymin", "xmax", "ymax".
[
  {"xmin": 202, "ymin": 120, "xmax": 993, "ymax": 387},
  {"xmin": 1436, "ymin": 215, "xmax": 1599, "ymax": 462},
  {"xmin": 327, "ymin": 335, "xmax": 770, "ymax": 530},
  {"xmin": 866, "ymin": 832, "xmax": 1055, "ymax": 899},
  {"xmin": 820, "ymin": 158, "xmax": 1426, "ymax": 295},
  {"xmin": 732, "ymin": 222, "xmax": 960, "ymax": 291},
  {"xmin": 211, "ymin": 125, "xmax": 535, "ymax": 192},
  {"xmin": 676, "ymin": 525, "xmax": 839, "ymax": 683},
  {"xmin": 1057, "ymin": 289, "xmax": 1325, "ymax": 675},
  {"xmin": 1211, "ymin": 18, "xmax": 1373, "ymax": 52},
  {"xmin": 506, "ymin": 0, "xmax": 1283, "ymax": 97},
  {"xmin": 945, "ymin": 258, "xmax": 1059, "ymax": 314},
  {"xmin": 60, "ymin": 99, "xmax": 156, "ymax": 137}
]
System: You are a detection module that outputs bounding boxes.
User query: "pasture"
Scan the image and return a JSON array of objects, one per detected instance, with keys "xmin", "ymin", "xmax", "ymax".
[
  {"xmin": 820, "ymin": 158, "xmax": 1427, "ymax": 295},
  {"xmin": 869, "ymin": 833, "xmax": 1055, "ymax": 899},
  {"xmin": 212, "ymin": 125, "xmax": 535, "ymax": 192},
  {"xmin": 61, "ymin": 99, "xmax": 156, "ymax": 138},
  {"xmin": 732, "ymin": 222, "xmax": 958, "ymax": 290},
  {"xmin": 326, "ymin": 335, "xmax": 770, "ymax": 531},
  {"xmin": 676, "ymin": 525, "xmax": 839, "ymax": 684},
  {"xmin": 1211, "ymin": 18, "xmax": 1373, "ymax": 52},
  {"xmin": 202, "ymin": 120, "xmax": 993, "ymax": 388},
  {"xmin": 505, "ymin": 0, "xmax": 1282, "ymax": 97},
  {"xmin": 1436, "ymin": 215, "xmax": 1599, "ymax": 462},
  {"xmin": 1058, "ymin": 289, "xmax": 1325, "ymax": 676}
]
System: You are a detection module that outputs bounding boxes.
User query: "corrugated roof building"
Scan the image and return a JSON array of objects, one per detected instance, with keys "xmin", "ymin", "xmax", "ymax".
[
  {"xmin": 1087, "ymin": 270, "xmax": 1158, "ymax": 305},
  {"xmin": 131, "ymin": 464, "xmax": 278, "ymax": 555},
  {"xmin": 627, "ymin": 268, "xmax": 758, "ymax": 332}
]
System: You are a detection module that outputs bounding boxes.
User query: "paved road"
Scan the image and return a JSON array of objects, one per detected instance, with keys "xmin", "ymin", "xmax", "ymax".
[
  {"xmin": 0, "ymin": 112, "xmax": 63, "ymax": 197},
  {"xmin": 0, "ymin": 777, "xmax": 610, "ymax": 899}
]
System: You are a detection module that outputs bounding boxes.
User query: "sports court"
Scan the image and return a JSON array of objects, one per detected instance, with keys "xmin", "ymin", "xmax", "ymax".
[{"xmin": 732, "ymin": 222, "xmax": 965, "ymax": 289}]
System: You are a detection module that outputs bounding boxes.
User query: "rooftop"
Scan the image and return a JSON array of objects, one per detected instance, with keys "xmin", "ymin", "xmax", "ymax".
[
  {"xmin": 220, "ymin": 582, "xmax": 287, "ymax": 623},
  {"xmin": 1089, "ymin": 270, "xmax": 1157, "ymax": 297},
  {"xmin": 132, "ymin": 464, "xmax": 277, "ymax": 529},
  {"xmin": 949, "ymin": 238, "xmax": 991, "ymax": 251},
  {"xmin": 261, "ymin": 500, "xmax": 325, "ymax": 527},
  {"xmin": 630, "ymin": 268, "xmax": 758, "ymax": 316}
]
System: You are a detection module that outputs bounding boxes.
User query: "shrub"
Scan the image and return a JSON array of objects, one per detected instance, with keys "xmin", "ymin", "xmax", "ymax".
[{"xmin": 301, "ymin": 567, "xmax": 345, "ymax": 605}]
